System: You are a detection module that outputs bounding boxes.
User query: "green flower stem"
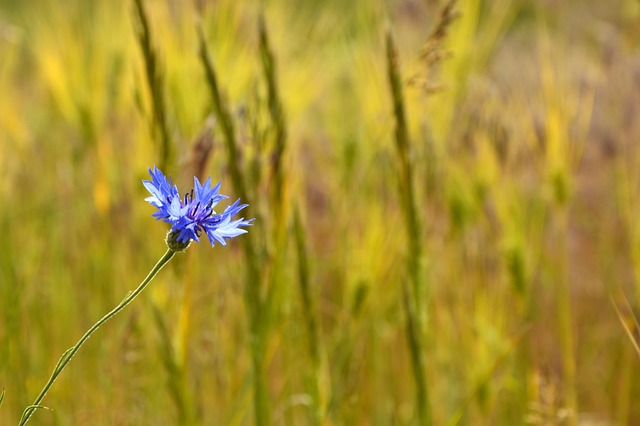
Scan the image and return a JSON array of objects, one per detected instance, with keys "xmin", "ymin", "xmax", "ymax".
[{"xmin": 19, "ymin": 248, "xmax": 176, "ymax": 425}]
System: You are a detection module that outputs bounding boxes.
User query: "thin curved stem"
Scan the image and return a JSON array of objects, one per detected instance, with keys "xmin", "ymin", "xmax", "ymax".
[{"xmin": 19, "ymin": 248, "xmax": 176, "ymax": 425}]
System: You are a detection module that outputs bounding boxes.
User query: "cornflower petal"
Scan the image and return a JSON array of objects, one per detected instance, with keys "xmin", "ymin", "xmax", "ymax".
[{"xmin": 193, "ymin": 177, "xmax": 227, "ymax": 207}]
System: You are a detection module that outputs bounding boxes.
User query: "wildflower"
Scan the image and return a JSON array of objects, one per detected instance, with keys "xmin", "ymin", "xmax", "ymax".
[{"xmin": 143, "ymin": 166, "xmax": 253, "ymax": 249}]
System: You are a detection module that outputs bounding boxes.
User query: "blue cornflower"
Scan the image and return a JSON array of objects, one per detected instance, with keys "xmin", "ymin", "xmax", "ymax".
[{"xmin": 143, "ymin": 166, "xmax": 254, "ymax": 249}]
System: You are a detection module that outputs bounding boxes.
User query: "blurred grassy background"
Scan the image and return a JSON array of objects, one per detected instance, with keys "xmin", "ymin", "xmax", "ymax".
[{"xmin": 1, "ymin": 0, "xmax": 640, "ymax": 424}]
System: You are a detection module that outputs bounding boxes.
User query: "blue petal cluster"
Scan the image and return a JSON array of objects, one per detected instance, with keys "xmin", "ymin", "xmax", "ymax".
[{"xmin": 143, "ymin": 166, "xmax": 254, "ymax": 246}]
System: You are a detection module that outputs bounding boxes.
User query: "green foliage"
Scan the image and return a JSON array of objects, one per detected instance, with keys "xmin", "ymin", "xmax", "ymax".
[{"xmin": 1, "ymin": 0, "xmax": 639, "ymax": 424}]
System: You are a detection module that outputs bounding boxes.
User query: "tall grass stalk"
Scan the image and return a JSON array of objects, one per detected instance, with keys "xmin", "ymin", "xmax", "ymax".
[
  {"xmin": 610, "ymin": 291, "xmax": 639, "ymax": 424},
  {"xmin": 197, "ymin": 24, "xmax": 247, "ymax": 201},
  {"xmin": 386, "ymin": 32, "xmax": 424, "ymax": 314},
  {"xmin": 258, "ymin": 12, "xmax": 288, "ymax": 267},
  {"xmin": 19, "ymin": 248, "xmax": 176, "ymax": 425},
  {"xmin": 612, "ymin": 134, "xmax": 640, "ymax": 424},
  {"xmin": 197, "ymin": 23, "xmax": 268, "ymax": 426},
  {"xmin": 258, "ymin": 17, "xmax": 291, "ymax": 373},
  {"xmin": 294, "ymin": 208, "xmax": 324, "ymax": 424},
  {"xmin": 133, "ymin": 0, "xmax": 172, "ymax": 171},
  {"xmin": 150, "ymin": 300, "xmax": 196, "ymax": 425},
  {"xmin": 133, "ymin": 2, "xmax": 194, "ymax": 419},
  {"xmin": 258, "ymin": 15, "xmax": 287, "ymax": 221},
  {"xmin": 386, "ymin": 31, "xmax": 430, "ymax": 425},
  {"xmin": 555, "ymin": 208, "xmax": 577, "ymax": 425},
  {"xmin": 175, "ymin": 257, "xmax": 196, "ymax": 411},
  {"xmin": 538, "ymin": 23, "xmax": 592, "ymax": 421}
]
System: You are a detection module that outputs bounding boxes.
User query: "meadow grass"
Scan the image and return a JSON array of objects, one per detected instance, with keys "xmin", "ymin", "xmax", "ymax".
[{"xmin": 1, "ymin": 0, "xmax": 640, "ymax": 424}]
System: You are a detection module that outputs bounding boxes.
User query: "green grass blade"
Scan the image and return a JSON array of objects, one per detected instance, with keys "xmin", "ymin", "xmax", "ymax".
[{"xmin": 133, "ymin": 0, "xmax": 172, "ymax": 171}]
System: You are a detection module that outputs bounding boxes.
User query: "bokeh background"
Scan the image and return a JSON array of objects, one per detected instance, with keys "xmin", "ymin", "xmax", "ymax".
[{"xmin": 1, "ymin": 0, "xmax": 640, "ymax": 424}]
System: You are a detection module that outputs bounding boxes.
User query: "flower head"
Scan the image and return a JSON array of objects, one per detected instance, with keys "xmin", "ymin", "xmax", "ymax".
[{"xmin": 143, "ymin": 166, "xmax": 254, "ymax": 248}]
